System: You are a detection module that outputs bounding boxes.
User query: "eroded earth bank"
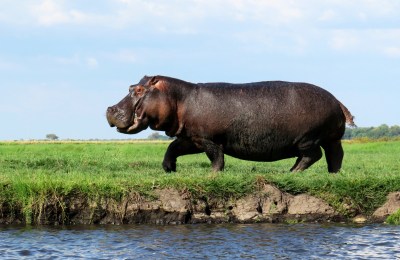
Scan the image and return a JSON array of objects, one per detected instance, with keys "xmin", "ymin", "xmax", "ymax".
[{"xmin": 1, "ymin": 184, "xmax": 399, "ymax": 225}]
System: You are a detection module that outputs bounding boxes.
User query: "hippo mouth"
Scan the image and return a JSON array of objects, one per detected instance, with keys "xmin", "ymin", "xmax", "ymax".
[
  {"xmin": 107, "ymin": 107, "xmax": 138, "ymax": 133},
  {"xmin": 115, "ymin": 112, "xmax": 140, "ymax": 133}
]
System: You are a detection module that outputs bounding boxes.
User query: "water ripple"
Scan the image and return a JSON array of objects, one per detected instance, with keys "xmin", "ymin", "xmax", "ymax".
[{"xmin": 0, "ymin": 223, "xmax": 399, "ymax": 259}]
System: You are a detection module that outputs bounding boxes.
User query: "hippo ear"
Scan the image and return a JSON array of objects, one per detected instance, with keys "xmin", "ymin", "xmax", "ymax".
[{"xmin": 149, "ymin": 76, "xmax": 159, "ymax": 86}]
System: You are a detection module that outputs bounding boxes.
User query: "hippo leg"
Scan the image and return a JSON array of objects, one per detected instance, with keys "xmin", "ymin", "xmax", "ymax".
[
  {"xmin": 162, "ymin": 138, "xmax": 202, "ymax": 172},
  {"xmin": 290, "ymin": 157, "xmax": 302, "ymax": 172},
  {"xmin": 290, "ymin": 146, "xmax": 322, "ymax": 172},
  {"xmin": 201, "ymin": 139, "xmax": 225, "ymax": 172},
  {"xmin": 322, "ymin": 140, "xmax": 344, "ymax": 173}
]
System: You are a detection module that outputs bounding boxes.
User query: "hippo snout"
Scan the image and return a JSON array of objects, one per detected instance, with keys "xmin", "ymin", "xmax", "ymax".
[
  {"xmin": 106, "ymin": 104, "xmax": 134, "ymax": 130},
  {"xmin": 106, "ymin": 106, "xmax": 117, "ymax": 127}
]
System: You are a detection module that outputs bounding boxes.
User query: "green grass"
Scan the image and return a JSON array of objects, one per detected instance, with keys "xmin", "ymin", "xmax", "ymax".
[
  {"xmin": 386, "ymin": 209, "xmax": 400, "ymax": 225},
  {"xmin": 1, "ymin": 140, "xmax": 400, "ymax": 219}
]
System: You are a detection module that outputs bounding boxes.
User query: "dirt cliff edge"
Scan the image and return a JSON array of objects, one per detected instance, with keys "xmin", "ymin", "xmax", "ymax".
[{"xmin": 1, "ymin": 185, "xmax": 399, "ymax": 225}]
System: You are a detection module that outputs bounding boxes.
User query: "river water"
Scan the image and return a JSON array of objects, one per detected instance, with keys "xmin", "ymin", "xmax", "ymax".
[{"xmin": 1, "ymin": 223, "xmax": 399, "ymax": 259}]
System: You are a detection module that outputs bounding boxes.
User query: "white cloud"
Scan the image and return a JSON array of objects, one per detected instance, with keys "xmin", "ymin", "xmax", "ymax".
[
  {"xmin": 328, "ymin": 28, "xmax": 400, "ymax": 57},
  {"xmin": 0, "ymin": 59, "xmax": 19, "ymax": 70},
  {"xmin": 54, "ymin": 54, "xmax": 80, "ymax": 65},
  {"xmin": 39, "ymin": 54, "xmax": 100, "ymax": 68},
  {"xmin": 3, "ymin": 0, "xmax": 400, "ymax": 58},
  {"xmin": 86, "ymin": 57, "xmax": 99, "ymax": 68},
  {"xmin": 330, "ymin": 30, "xmax": 360, "ymax": 51},
  {"xmin": 32, "ymin": 0, "xmax": 69, "ymax": 26},
  {"xmin": 228, "ymin": 0, "xmax": 303, "ymax": 25},
  {"xmin": 318, "ymin": 10, "xmax": 337, "ymax": 22},
  {"xmin": 23, "ymin": 0, "xmax": 306, "ymax": 30},
  {"xmin": 31, "ymin": 0, "xmax": 91, "ymax": 26},
  {"xmin": 109, "ymin": 50, "xmax": 137, "ymax": 63},
  {"xmin": 377, "ymin": 29, "xmax": 400, "ymax": 57},
  {"xmin": 384, "ymin": 47, "xmax": 400, "ymax": 58},
  {"xmin": 311, "ymin": 0, "xmax": 400, "ymax": 23},
  {"xmin": 0, "ymin": 0, "xmax": 395, "ymax": 34},
  {"xmin": 0, "ymin": 0, "xmax": 397, "ymax": 29}
]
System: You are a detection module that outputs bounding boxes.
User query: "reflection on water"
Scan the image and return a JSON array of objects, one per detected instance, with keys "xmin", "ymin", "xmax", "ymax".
[{"xmin": 1, "ymin": 223, "xmax": 400, "ymax": 259}]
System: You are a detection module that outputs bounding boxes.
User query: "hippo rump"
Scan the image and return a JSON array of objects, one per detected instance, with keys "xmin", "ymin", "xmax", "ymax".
[{"xmin": 106, "ymin": 75, "xmax": 355, "ymax": 173}]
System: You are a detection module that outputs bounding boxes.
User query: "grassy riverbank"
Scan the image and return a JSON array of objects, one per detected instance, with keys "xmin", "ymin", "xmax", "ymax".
[{"xmin": 1, "ymin": 140, "xmax": 400, "ymax": 223}]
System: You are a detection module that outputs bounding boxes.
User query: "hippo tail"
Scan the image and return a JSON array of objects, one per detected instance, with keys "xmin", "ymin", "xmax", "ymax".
[{"xmin": 338, "ymin": 101, "xmax": 356, "ymax": 127}]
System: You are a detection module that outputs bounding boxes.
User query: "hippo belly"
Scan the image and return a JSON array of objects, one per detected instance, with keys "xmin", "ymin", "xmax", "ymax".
[{"xmin": 222, "ymin": 124, "xmax": 300, "ymax": 162}]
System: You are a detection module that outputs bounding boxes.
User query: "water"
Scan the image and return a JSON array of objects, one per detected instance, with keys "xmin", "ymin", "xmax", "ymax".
[{"xmin": 1, "ymin": 223, "xmax": 399, "ymax": 259}]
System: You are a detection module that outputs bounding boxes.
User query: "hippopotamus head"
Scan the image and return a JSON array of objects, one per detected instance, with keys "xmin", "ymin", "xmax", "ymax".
[{"xmin": 106, "ymin": 76, "xmax": 176, "ymax": 135}]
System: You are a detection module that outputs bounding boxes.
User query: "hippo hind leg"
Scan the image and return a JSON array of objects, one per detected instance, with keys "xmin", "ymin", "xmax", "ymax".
[
  {"xmin": 322, "ymin": 140, "xmax": 344, "ymax": 173},
  {"xmin": 290, "ymin": 146, "xmax": 322, "ymax": 172},
  {"xmin": 202, "ymin": 140, "xmax": 225, "ymax": 172},
  {"xmin": 290, "ymin": 157, "xmax": 302, "ymax": 172}
]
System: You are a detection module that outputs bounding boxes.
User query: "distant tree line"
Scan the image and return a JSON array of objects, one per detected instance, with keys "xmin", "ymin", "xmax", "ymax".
[
  {"xmin": 147, "ymin": 132, "xmax": 171, "ymax": 140},
  {"xmin": 46, "ymin": 134, "xmax": 59, "ymax": 140},
  {"xmin": 343, "ymin": 124, "xmax": 400, "ymax": 140}
]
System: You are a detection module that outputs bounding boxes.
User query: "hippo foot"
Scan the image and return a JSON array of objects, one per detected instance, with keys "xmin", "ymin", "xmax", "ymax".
[{"xmin": 162, "ymin": 160, "xmax": 176, "ymax": 173}]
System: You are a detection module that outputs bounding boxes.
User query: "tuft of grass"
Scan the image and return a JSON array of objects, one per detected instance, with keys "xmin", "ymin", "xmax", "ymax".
[{"xmin": 386, "ymin": 209, "xmax": 400, "ymax": 225}]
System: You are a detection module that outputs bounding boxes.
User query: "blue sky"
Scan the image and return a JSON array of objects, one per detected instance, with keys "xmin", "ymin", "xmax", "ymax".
[{"xmin": 1, "ymin": 0, "xmax": 399, "ymax": 140}]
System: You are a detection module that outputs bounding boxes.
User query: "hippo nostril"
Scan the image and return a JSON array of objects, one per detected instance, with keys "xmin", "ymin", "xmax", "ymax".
[{"xmin": 107, "ymin": 107, "xmax": 114, "ymax": 113}]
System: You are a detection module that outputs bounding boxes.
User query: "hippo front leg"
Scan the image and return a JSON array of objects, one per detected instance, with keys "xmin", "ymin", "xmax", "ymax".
[{"xmin": 162, "ymin": 138, "xmax": 202, "ymax": 172}]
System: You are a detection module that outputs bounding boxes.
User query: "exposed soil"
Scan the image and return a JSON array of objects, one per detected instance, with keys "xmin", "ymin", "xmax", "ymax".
[{"xmin": 1, "ymin": 185, "xmax": 399, "ymax": 225}]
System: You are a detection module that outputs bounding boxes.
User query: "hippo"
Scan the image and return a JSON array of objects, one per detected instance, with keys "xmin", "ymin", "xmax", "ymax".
[{"xmin": 107, "ymin": 75, "xmax": 355, "ymax": 173}]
